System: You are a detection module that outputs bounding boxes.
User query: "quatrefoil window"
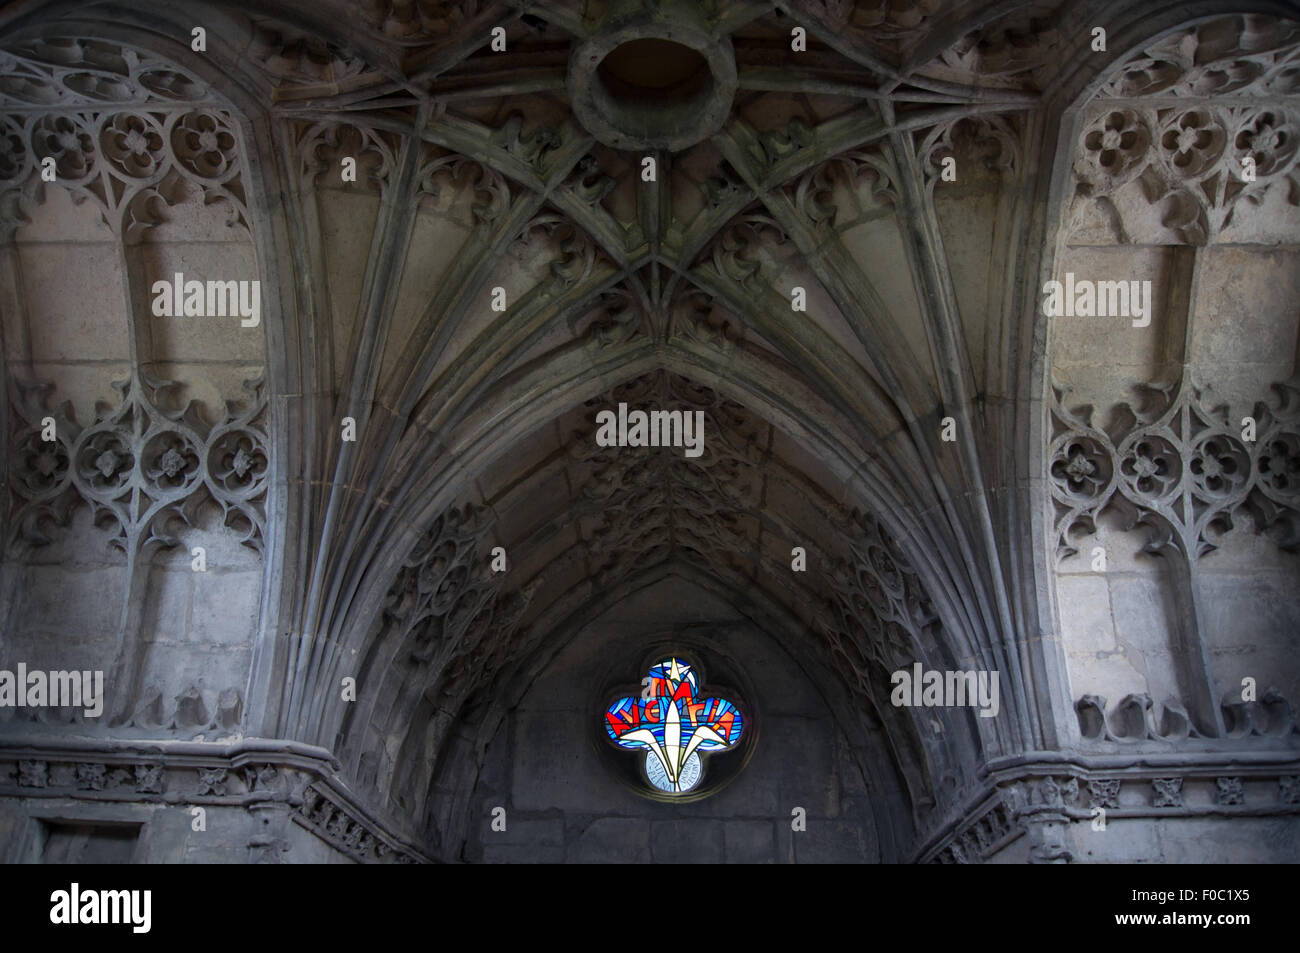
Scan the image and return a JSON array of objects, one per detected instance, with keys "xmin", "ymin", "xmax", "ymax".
[{"xmin": 604, "ymin": 657, "xmax": 743, "ymax": 794}]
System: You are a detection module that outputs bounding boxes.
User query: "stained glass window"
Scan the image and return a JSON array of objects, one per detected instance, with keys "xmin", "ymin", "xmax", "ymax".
[{"xmin": 604, "ymin": 657, "xmax": 744, "ymax": 794}]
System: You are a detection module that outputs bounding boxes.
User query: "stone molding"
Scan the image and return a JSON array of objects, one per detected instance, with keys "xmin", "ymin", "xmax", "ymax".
[
  {"xmin": 918, "ymin": 754, "xmax": 1300, "ymax": 863},
  {"xmin": 0, "ymin": 737, "xmax": 431, "ymax": 864}
]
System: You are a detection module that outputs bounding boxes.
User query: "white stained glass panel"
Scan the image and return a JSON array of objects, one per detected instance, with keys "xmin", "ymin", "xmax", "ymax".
[{"xmin": 646, "ymin": 750, "xmax": 701, "ymax": 792}]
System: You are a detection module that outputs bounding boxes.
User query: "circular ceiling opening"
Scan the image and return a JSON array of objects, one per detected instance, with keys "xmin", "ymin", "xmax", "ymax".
[
  {"xmin": 568, "ymin": 17, "xmax": 736, "ymax": 153},
  {"xmin": 597, "ymin": 38, "xmax": 710, "ymax": 103}
]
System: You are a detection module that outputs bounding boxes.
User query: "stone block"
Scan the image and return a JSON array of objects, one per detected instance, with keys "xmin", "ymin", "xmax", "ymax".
[
  {"xmin": 793, "ymin": 818, "xmax": 867, "ymax": 863},
  {"xmin": 723, "ymin": 820, "xmax": 775, "ymax": 863},
  {"xmin": 650, "ymin": 819, "xmax": 723, "ymax": 863},
  {"xmin": 20, "ymin": 241, "xmax": 129, "ymax": 361},
  {"xmin": 570, "ymin": 817, "xmax": 650, "ymax": 863}
]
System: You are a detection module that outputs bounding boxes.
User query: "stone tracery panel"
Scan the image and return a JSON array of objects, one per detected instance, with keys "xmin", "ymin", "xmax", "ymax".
[
  {"xmin": 1069, "ymin": 101, "xmax": 1300, "ymax": 244},
  {"xmin": 1, "ymin": 37, "xmax": 268, "ymax": 739},
  {"xmin": 1049, "ymin": 379, "xmax": 1300, "ymax": 562},
  {"xmin": 2, "ymin": 107, "xmax": 250, "ymax": 240},
  {"xmin": 8, "ymin": 372, "xmax": 268, "ymax": 553},
  {"xmin": 1069, "ymin": 15, "xmax": 1300, "ymax": 247},
  {"xmin": 0, "ymin": 38, "xmax": 211, "ymax": 109},
  {"xmin": 1050, "ymin": 11, "xmax": 1300, "ymax": 754}
]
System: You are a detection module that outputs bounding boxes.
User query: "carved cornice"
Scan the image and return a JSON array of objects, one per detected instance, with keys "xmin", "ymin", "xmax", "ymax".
[
  {"xmin": 918, "ymin": 754, "xmax": 1300, "ymax": 863},
  {"xmin": 1075, "ymin": 690, "xmax": 1300, "ymax": 746},
  {"xmin": 0, "ymin": 737, "xmax": 430, "ymax": 863}
]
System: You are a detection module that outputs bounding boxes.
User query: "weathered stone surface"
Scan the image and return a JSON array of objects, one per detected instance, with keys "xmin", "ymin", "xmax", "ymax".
[
  {"xmin": 569, "ymin": 818, "xmax": 651, "ymax": 864},
  {"xmin": 1, "ymin": 0, "xmax": 1297, "ymax": 865}
]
